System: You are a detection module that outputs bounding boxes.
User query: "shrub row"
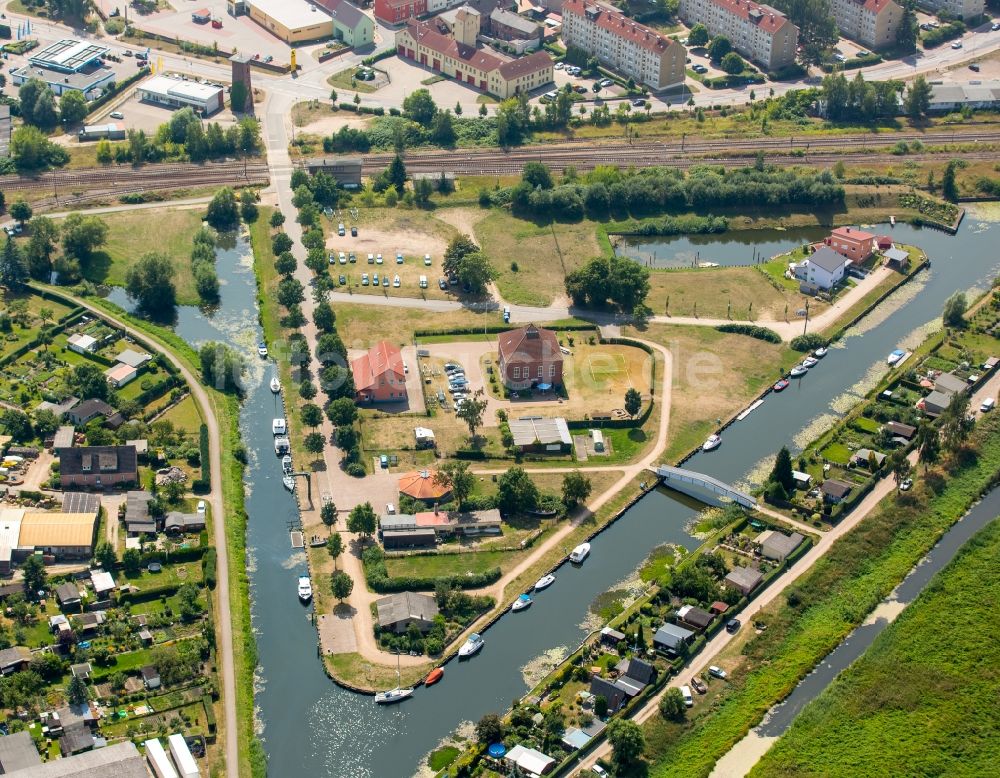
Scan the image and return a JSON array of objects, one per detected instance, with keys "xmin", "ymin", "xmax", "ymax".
[
  {"xmin": 202, "ymin": 548, "xmax": 217, "ymax": 589},
  {"xmin": 198, "ymin": 424, "xmax": 210, "ymax": 485},
  {"xmin": 790, "ymin": 333, "xmax": 829, "ymax": 352},
  {"xmin": 414, "ymin": 324, "xmax": 594, "ymax": 338},
  {"xmin": 117, "ymin": 583, "xmax": 181, "ymax": 605},
  {"xmin": 716, "ymin": 323, "xmax": 781, "ymax": 343}
]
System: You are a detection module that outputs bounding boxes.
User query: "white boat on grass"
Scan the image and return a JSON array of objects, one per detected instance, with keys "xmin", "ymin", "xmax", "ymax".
[
  {"xmin": 534, "ymin": 574, "xmax": 556, "ymax": 591},
  {"xmin": 569, "ymin": 543, "xmax": 591, "ymax": 564},
  {"xmin": 702, "ymin": 434, "xmax": 722, "ymax": 451},
  {"xmin": 297, "ymin": 575, "xmax": 312, "ymax": 602},
  {"xmin": 511, "ymin": 594, "xmax": 532, "ymax": 612},
  {"xmin": 458, "ymin": 633, "xmax": 485, "ymax": 658}
]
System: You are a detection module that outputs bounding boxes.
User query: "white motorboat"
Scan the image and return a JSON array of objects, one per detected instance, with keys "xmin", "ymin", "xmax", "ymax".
[
  {"xmin": 257, "ymin": 342, "xmax": 268, "ymax": 358},
  {"xmin": 789, "ymin": 365, "xmax": 808, "ymax": 377},
  {"xmin": 281, "ymin": 455, "xmax": 293, "ymax": 474},
  {"xmin": 702, "ymin": 434, "xmax": 722, "ymax": 452},
  {"xmin": 813, "ymin": 347, "xmax": 828, "ymax": 358},
  {"xmin": 282, "ymin": 475, "xmax": 295, "ymax": 491},
  {"xmin": 274, "ymin": 436, "xmax": 290, "ymax": 455},
  {"xmin": 534, "ymin": 574, "xmax": 556, "ymax": 591},
  {"xmin": 569, "ymin": 542, "xmax": 591, "ymax": 564},
  {"xmin": 511, "ymin": 594, "xmax": 532, "ymax": 612},
  {"xmin": 297, "ymin": 575, "xmax": 312, "ymax": 602},
  {"xmin": 272, "ymin": 418, "xmax": 287, "ymax": 435},
  {"xmin": 270, "ymin": 371, "xmax": 281, "ymax": 393},
  {"xmin": 802, "ymin": 356, "xmax": 819, "ymax": 369},
  {"xmin": 887, "ymin": 349, "xmax": 906, "ymax": 366},
  {"xmin": 375, "ymin": 652, "xmax": 414, "ymax": 704},
  {"xmin": 458, "ymin": 633, "xmax": 485, "ymax": 658}
]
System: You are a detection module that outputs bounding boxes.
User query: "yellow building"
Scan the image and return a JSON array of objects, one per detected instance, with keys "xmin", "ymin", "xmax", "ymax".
[
  {"xmin": 18, "ymin": 511, "xmax": 99, "ymax": 559},
  {"xmin": 248, "ymin": 0, "xmax": 334, "ymax": 44}
]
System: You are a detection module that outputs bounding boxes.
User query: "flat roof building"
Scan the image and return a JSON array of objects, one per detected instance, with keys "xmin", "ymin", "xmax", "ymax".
[
  {"xmin": 302, "ymin": 157, "xmax": 363, "ymax": 187},
  {"xmin": 138, "ymin": 75, "xmax": 224, "ymax": 116},
  {"xmin": 11, "ymin": 62, "xmax": 115, "ymax": 99},
  {"xmin": 248, "ymin": 0, "xmax": 334, "ymax": 43},
  {"xmin": 7, "ymin": 740, "xmax": 148, "ymax": 778},
  {"xmin": 0, "ymin": 731, "xmax": 42, "ymax": 772},
  {"xmin": 508, "ymin": 416, "xmax": 572, "ymax": 451},
  {"xmin": 29, "ymin": 39, "xmax": 109, "ymax": 73}
]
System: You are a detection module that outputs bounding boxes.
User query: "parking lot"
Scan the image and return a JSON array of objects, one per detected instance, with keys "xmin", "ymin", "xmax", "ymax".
[{"xmin": 85, "ymin": 75, "xmax": 238, "ymax": 135}]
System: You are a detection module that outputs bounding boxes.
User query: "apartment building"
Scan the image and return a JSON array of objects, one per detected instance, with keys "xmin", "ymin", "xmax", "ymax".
[
  {"xmin": 678, "ymin": 0, "xmax": 798, "ymax": 71},
  {"xmin": 561, "ymin": 0, "xmax": 686, "ymax": 91},
  {"xmin": 830, "ymin": 0, "xmax": 901, "ymax": 49},
  {"xmin": 918, "ymin": 0, "xmax": 984, "ymax": 21}
]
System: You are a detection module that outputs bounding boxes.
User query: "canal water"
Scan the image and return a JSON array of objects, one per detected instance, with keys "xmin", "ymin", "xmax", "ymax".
[
  {"xmin": 107, "ymin": 214, "xmax": 1000, "ymax": 776},
  {"xmin": 614, "ymin": 227, "xmax": 830, "ymax": 269}
]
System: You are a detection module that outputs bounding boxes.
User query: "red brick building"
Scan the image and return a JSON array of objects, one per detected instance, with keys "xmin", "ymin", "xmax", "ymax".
[
  {"xmin": 824, "ymin": 226, "xmax": 875, "ymax": 264},
  {"xmin": 374, "ymin": 0, "xmax": 427, "ymax": 25},
  {"xmin": 58, "ymin": 445, "xmax": 138, "ymax": 489},
  {"xmin": 352, "ymin": 341, "xmax": 407, "ymax": 403},
  {"xmin": 497, "ymin": 324, "xmax": 563, "ymax": 390}
]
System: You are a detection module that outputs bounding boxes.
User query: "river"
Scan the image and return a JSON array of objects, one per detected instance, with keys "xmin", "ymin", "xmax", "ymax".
[{"xmin": 108, "ymin": 214, "xmax": 1000, "ymax": 776}]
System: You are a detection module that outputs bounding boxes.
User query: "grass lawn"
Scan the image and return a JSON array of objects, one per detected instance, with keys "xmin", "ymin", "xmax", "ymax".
[
  {"xmin": 648, "ymin": 266, "xmax": 813, "ymax": 321},
  {"xmin": 473, "ymin": 210, "xmax": 602, "ymax": 306},
  {"xmin": 333, "ymin": 302, "xmax": 495, "ymax": 346},
  {"xmin": 428, "ymin": 746, "xmax": 460, "ymax": 772},
  {"xmin": 78, "ymin": 209, "xmax": 206, "ymax": 306},
  {"xmin": 626, "ymin": 323, "xmax": 794, "ymax": 462},
  {"xmin": 385, "ymin": 548, "xmax": 519, "ymax": 579},
  {"xmin": 327, "ymin": 68, "xmax": 380, "ymax": 94},
  {"xmin": 0, "ymin": 289, "xmax": 75, "ymax": 360},
  {"xmin": 325, "ymin": 652, "xmax": 429, "ymax": 690},
  {"xmin": 559, "ymin": 339, "xmax": 654, "ymax": 418},
  {"xmin": 160, "ymin": 394, "xmax": 203, "ymax": 433}
]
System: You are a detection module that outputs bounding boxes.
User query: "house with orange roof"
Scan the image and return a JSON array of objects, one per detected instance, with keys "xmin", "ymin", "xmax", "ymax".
[
  {"xmin": 351, "ymin": 341, "xmax": 407, "ymax": 403},
  {"xmin": 398, "ymin": 469, "xmax": 452, "ymax": 502},
  {"xmin": 824, "ymin": 226, "xmax": 875, "ymax": 264},
  {"xmin": 497, "ymin": 324, "xmax": 564, "ymax": 390}
]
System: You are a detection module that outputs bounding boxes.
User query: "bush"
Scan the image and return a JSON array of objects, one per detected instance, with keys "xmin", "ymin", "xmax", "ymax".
[
  {"xmin": 790, "ymin": 333, "xmax": 829, "ymax": 352},
  {"xmin": 202, "ymin": 548, "xmax": 217, "ymax": 589},
  {"xmin": 716, "ymin": 323, "xmax": 781, "ymax": 343}
]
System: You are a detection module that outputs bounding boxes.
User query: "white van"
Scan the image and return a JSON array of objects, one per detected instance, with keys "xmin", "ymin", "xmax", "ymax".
[
  {"xmin": 338, "ymin": 252, "xmax": 346, "ymax": 264},
  {"xmin": 680, "ymin": 685, "xmax": 693, "ymax": 707},
  {"xmin": 419, "ymin": 275, "xmax": 428, "ymax": 289},
  {"xmin": 424, "ymin": 253, "xmax": 432, "ymax": 266},
  {"xmin": 981, "ymin": 397, "xmax": 995, "ymax": 412}
]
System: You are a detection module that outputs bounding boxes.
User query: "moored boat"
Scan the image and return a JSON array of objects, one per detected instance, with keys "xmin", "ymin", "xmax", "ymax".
[
  {"xmin": 257, "ymin": 342, "xmax": 268, "ymax": 358},
  {"xmin": 272, "ymin": 418, "xmax": 286, "ymax": 435},
  {"xmin": 458, "ymin": 633, "xmax": 485, "ymax": 658},
  {"xmin": 789, "ymin": 364, "xmax": 808, "ymax": 377},
  {"xmin": 534, "ymin": 574, "xmax": 556, "ymax": 591},
  {"xmin": 802, "ymin": 356, "xmax": 819, "ymax": 369},
  {"xmin": 511, "ymin": 594, "xmax": 532, "ymax": 612},
  {"xmin": 424, "ymin": 668, "xmax": 444, "ymax": 686},
  {"xmin": 282, "ymin": 475, "xmax": 295, "ymax": 491},
  {"xmin": 569, "ymin": 542, "xmax": 591, "ymax": 564},
  {"xmin": 773, "ymin": 378, "xmax": 790, "ymax": 392},
  {"xmin": 282, "ymin": 455, "xmax": 293, "ymax": 474},
  {"xmin": 270, "ymin": 371, "xmax": 281, "ymax": 393},
  {"xmin": 887, "ymin": 348, "xmax": 906, "ymax": 366},
  {"xmin": 375, "ymin": 686, "xmax": 414, "ymax": 704},
  {"xmin": 813, "ymin": 347, "xmax": 828, "ymax": 358},
  {"xmin": 702, "ymin": 434, "xmax": 722, "ymax": 451},
  {"xmin": 297, "ymin": 575, "xmax": 312, "ymax": 602}
]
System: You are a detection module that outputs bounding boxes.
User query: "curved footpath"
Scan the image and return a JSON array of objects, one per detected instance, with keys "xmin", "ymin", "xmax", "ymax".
[{"xmin": 55, "ymin": 292, "xmax": 240, "ymax": 776}]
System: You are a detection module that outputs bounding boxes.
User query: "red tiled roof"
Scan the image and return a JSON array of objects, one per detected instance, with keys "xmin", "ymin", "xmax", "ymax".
[
  {"xmin": 830, "ymin": 226, "xmax": 875, "ymax": 242},
  {"xmin": 497, "ymin": 324, "xmax": 562, "ymax": 364},
  {"xmin": 398, "ymin": 470, "xmax": 451, "ymax": 500},
  {"xmin": 862, "ymin": 0, "xmax": 895, "ymax": 13},
  {"xmin": 405, "ymin": 19, "xmax": 505, "ymax": 72},
  {"xmin": 351, "ymin": 341, "xmax": 404, "ymax": 393},
  {"xmin": 563, "ymin": 0, "xmax": 681, "ymax": 55},
  {"xmin": 498, "ymin": 50, "xmax": 553, "ymax": 79},
  {"xmin": 700, "ymin": 0, "xmax": 791, "ymax": 35}
]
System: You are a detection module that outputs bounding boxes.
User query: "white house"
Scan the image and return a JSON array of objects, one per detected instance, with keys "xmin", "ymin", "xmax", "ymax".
[
  {"xmin": 67, "ymin": 333, "xmax": 98, "ymax": 354},
  {"xmin": 794, "ymin": 246, "xmax": 848, "ymax": 292}
]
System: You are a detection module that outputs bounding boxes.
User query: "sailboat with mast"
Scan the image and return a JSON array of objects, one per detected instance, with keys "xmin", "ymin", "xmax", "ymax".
[{"xmin": 374, "ymin": 653, "xmax": 414, "ymax": 704}]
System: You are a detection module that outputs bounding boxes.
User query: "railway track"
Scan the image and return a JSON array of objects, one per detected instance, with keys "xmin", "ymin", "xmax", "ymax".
[{"xmin": 0, "ymin": 161, "xmax": 271, "ymax": 194}]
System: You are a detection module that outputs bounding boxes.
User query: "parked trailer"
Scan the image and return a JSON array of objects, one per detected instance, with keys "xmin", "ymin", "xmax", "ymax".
[
  {"xmin": 168, "ymin": 733, "xmax": 201, "ymax": 777},
  {"xmin": 144, "ymin": 738, "xmax": 179, "ymax": 778}
]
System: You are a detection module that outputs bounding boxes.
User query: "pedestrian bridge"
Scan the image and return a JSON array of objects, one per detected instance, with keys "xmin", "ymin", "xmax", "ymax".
[{"xmin": 655, "ymin": 465, "xmax": 757, "ymax": 509}]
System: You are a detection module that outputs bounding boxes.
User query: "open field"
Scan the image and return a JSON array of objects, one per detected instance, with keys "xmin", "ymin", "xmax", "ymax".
[
  {"xmin": 647, "ymin": 266, "xmax": 814, "ymax": 321},
  {"xmin": 79, "ymin": 209, "xmax": 206, "ymax": 305},
  {"xmin": 332, "ymin": 302, "xmax": 497, "ymax": 347},
  {"xmin": 625, "ymin": 323, "xmax": 793, "ymax": 462},
  {"xmin": 559, "ymin": 339, "xmax": 654, "ymax": 417},
  {"xmin": 325, "ymin": 652, "xmax": 430, "ymax": 690},
  {"xmin": 160, "ymin": 394, "xmax": 203, "ymax": 433}
]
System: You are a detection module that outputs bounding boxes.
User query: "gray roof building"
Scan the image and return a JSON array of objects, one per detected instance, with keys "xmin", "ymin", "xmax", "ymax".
[
  {"xmin": 921, "ymin": 389, "xmax": 954, "ymax": 416},
  {"xmin": 53, "ymin": 426, "xmax": 76, "ymax": 450},
  {"xmin": 809, "ymin": 245, "xmax": 850, "ymax": 274},
  {"xmin": 56, "ymin": 582, "xmax": 82, "ymax": 608},
  {"xmin": 934, "ymin": 372, "xmax": 967, "ymax": 395},
  {"xmin": 821, "ymin": 478, "xmax": 853, "ymax": 502},
  {"xmin": 653, "ymin": 622, "xmax": 695, "ymax": 653},
  {"xmin": 508, "ymin": 417, "xmax": 572, "ymax": 448},
  {"xmin": 725, "ymin": 566, "xmax": 764, "ymax": 595},
  {"xmin": 0, "ymin": 646, "xmax": 31, "ymax": 674},
  {"xmin": 66, "ymin": 399, "xmax": 114, "ymax": 426},
  {"xmin": 164, "ymin": 512, "xmax": 206, "ymax": 534},
  {"xmin": 11, "ymin": 741, "xmax": 147, "ymax": 777},
  {"xmin": 676, "ymin": 604, "xmax": 715, "ymax": 631},
  {"xmin": 114, "ymin": 349, "xmax": 151, "ymax": 369},
  {"xmin": 375, "ymin": 591, "xmax": 440, "ymax": 633},
  {"xmin": 60, "ymin": 722, "xmax": 94, "ymax": 756},
  {"xmin": 589, "ymin": 675, "xmax": 627, "ymax": 712},
  {"xmin": 756, "ymin": 530, "xmax": 804, "ymax": 562},
  {"xmin": 0, "ymin": 731, "xmax": 41, "ymax": 772}
]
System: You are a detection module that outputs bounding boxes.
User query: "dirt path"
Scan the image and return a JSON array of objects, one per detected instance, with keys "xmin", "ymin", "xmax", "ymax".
[{"xmin": 59, "ymin": 292, "xmax": 240, "ymax": 775}]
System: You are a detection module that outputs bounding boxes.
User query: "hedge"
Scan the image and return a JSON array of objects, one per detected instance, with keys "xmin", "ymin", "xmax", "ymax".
[
  {"xmin": 117, "ymin": 583, "xmax": 181, "ymax": 605},
  {"xmin": 199, "ymin": 424, "xmax": 210, "ymax": 484},
  {"xmin": 362, "ymin": 48, "xmax": 395, "ymax": 66},
  {"xmin": 716, "ymin": 323, "xmax": 781, "ymax": 343},
  {"xmin": 414, "ymin": 324, "xmax": 595, "ymax": 338},
  {"xmin": 202, "ymin": 548, "xmax": 217, "ymax": 589},
  {"xmin": 363, "ymin": 546, "xmax": 501, "ymax": 592},
  {"xmin": 454, "ymin": 449, "xmax": 488, "ymax": 460},
  {"xmin": 85, "ymin": 67, "xmax": 151, "ymax": 120},
  {"xmin": 790, "ymin": 333, "xmax": 829, "ymax": 352},
  {"xmin": 820, "ymin": 54, "xmax": 882, "ymax": 73},
  {"xmin": 203, "ymin": 694, "xmax": 217, "ymax": 734}
]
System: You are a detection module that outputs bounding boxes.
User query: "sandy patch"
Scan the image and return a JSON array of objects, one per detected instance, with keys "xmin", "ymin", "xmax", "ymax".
[
  {"xmin": 433, "ymin": 207, "xmax": 487, "ymax": 239},
  {"xmin": 709, "ymin": 730, "xmax": 779, "ymax": 778},
  {"xmin": 296, "ymin": 113, "xmax": 372, "ymax": 136}
]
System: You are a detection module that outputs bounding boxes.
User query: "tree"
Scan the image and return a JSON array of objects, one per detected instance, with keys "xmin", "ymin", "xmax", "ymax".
[
  {"xmin": 199, "ymin": 341, "xmax": 244, "ymax": 393},
  {"xmin": 917, "ymin": 424, "xmax": 940, "ymax": 470},
  {"xmin": 475, "ymin": 712, "xmax": 505, "ymax": 745},
  {"xmin": 896, "ymin": 0, "xmax": 918, "ymax": 53},
  {"xmin": 277, "ymin": 277, "xmax": 305, "ymax": 309},
  {"xmin": 272, "ymin": 232, "xmax": 293, "ymax": 256},
  {"xmin": 624, "ymin": 387, "xmax": 643, "ymax": 418},
  {"xmin": 270, "ymin": 210, "xmax": 286, "ymax": 229},
  {"xmin": 942, "ymin": 291, "xmax": 967, "ymax": 327},
  {"xmin": 301, "ymin": 403, "xmax": 323, "ymax": 429},
  {"xmin": 707, "ymin": 36, "xmax": 732, "ymax": 62},
  {"xmin": 443, "ymin": 234, "xmax": 480, "ymax": 275},
  {"xmin": 11, "ymin": 126, "xmax": 64, "ymax": 171},
  {"xmin": 497, "ymin": 467, "xmax": 540, "ymax": 516},
  {"xmin": 721, "ymin": 51, "xmax": 745, "ymax": 75},
  {"xmin": 905, "ymin": 76, "xmax": 932, "ymax": 120},
  {"xmin": 25, "ymin": 216, "xmax": 58, "ymax": 280},
  {"xmin": 434, "ymin": 461, "xmax": 475, "ymax": 508},
  {"xmin": 890, "ymin": 450, "xmax": 912, "ymax": 489},
  {"xmin": 125, "ymin": 252, "xmax": 177, "ymax": 316},
  {"xmin": 383, "ymin": 154, "xmax": 408, "ymax": 195},
  {"xmin": 941, "ymin": 160, "xmax": 959, "ymax": 203},
  {"xmin": 331, "ymin": 571, "xmax": 354, "ymax": 602},
  {"xmin": 770, "ymin": 446, "xmax": 796, "ymax": 492},
  {"xmin": 59, "ymin": 91, "xmax": 88, "ymax": 125},
  {"xmin": 304, "ymin": 431, "xmax": 325, "ymax": 458},
  {"xmin": 326, "ymin": 397, "xmax": 358, "ymax": 427},
  {"xmin": 123, "ymin": 548, "xmax": 142, "ymax": 576},
  {"xmin": 659, "ymin": 687, "xmax": 687, "ymax": 721},
  {"xmin": 327, "ymin": 532, "xmax": 344, "ymax": 568},
  {"xmin": 206, "ymin": 187, "xmax": 241, "ymax": 229},
  {"xmin": 66, "ymin": 673, "xmax": 89, "ymax": 706},
  {"xmin": 403, "ymin": 88, "xmax": 438, "ymax": 126},
  {"xmin": 69, "ymin": 363, "xmax": 110, "ymax": 402},
  {"xmin": 455, "ymin": 252, "xmax": 497, "ymax": 295},
  {"xmin": 22, "ymin": 555, "xmax": 47, "ymax": 595},
  {"xmin": 347, "ymin": 502, "xmax": 377, "ymax": 539},
  {"xmin": 688, "ymin": 23, "xmax": 709, "ymax": 46},
  {"xmin": 1, "ymin": 408, "xmax": 32, "ymax": 442},
  {"xmin": 94, "ymin": 540, "xmax": 117, "ymax": 572},
  {"xmin": 607, "ymin": 718, "xmax": 645, "ymax": 767},
  {"xmin": 522, "ymin": 161, "xmax": 553, "ymax": 190},
  {"xmin": 562, "ymin": 471, "xmax": 592, "ymax": 508},
  {"xmin": 456, "ymin": 389, "xmax": 489, "ymax": 439},
  {"xmin": 61, "ymin": 212, "xmax": 108, "ymax": 266},
  {"xmin": 33, "ymin": 409, "xmax": 60, "ymax": 438},
  {"xmin": 565, "ymin": 255, "xmax": 650, "ymax": 311},
  {"xmin": 772, "ymin": 0, "xmax": 838, "ymax": 63},
  {"xmin": 430, "ymin": 109, "xmax": 456, "ymax": 146},
  {"xmin": 10, "ymin": 200, "xmax": 32, "ymax": 226},
  {"xmin": 479, "ymin": 103, "xmax": 488, "ymax": 117},
  {"xmin": 0, "ymin": 237, "xmax": 28, "ymax": 291},
  {"xmin": 413, "ymin": 177, "xmax": 434, "ymax": 207}
]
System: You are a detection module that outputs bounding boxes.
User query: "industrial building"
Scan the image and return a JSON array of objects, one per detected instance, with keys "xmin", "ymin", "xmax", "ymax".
[
  {"xmin": 247, "ymin": 0, "xmax": 335, "ymax": 43},
  {"xmin": 12, "ymin": 38, "xmax": 115, "ymax": 99},
  {"xmin": 78, "ymin": 122, "xmax": 126, "ymax": 142},
  {"xmin": 138, "ymin": 75, "xmax": 224, "ymax": 115},
  {"xmin": 0, "ymin": 508, "xmax": 100, "ymax": 568}
]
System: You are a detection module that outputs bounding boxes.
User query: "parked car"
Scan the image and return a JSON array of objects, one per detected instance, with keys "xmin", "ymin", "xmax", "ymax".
[
  {"xmin": 424, "ymin": 254, "xmax": 432, "ymax": 266},
  {"xmin": 376, "ymin": 253, "xmax": 383, "ymax": 264},
  {"xmin": 554, "ymin": 61, "xmax": 565, "ymax": 70},
  {"xmin": 503, "ymin": 306, "xmax": 510, "ymax": 323},
  {"xmin": 439, "ymin": 278, "xmax": 448, "ymax": 290},
  {"xmin": 393, "ymin": 275, "xmax": 400, "ymax": 287},
  {"xmin": 367, "ymin": 253, "xmax": 375, "ymax": 264},
  {"xmin": 264, "ymin": 55, "xmax": 274, "ymax": 63},
  {"xmin": 396, "ymin": 252, "xmax": 404, "ymax": 264},
  {"xmin": 379, "ymin": 454, "xmax": 388, "ymax": 468},
  {"xmin": 599, "ymin": 78, "xmax": 613, "ymax": 87},
  {"xmin": 981, "ymin": 397, "xmax": 995, "ymax": 412},
  {"xmin": 900, "ymin": 478, "xmax": 913, "ymax": 491},
  {"xmin": 632, "ymin": 98, "xmax": 646, "ymax": 107},
  {"xmin": 726, "ymin": 618, "xmax": 741, "ymax": 634},
  {"xmin": 338, "ymin": 252, "xmax": 346, "ymax": 264},
  {"xmin": 951, "ymin": 41, "xmax": 963, "ymax": 49},
  {"xmin": 110, "ymin": 111, "xmax": 124, "ymax": 119},
  {"xmin": 680, "ymin": 685, "xmax": 694, "ymax": 707},
  {"xmin": 993, "ymin": 21, "xmax": 1000, "ymax": 31},
  {"xmin": 969, "ymin": 62, "xmax": 981, "ymax": 72},
  {"xmin": 382, "ymin": 275, "xmax": 389, "ymax": 287},
  {"xmin": 351, "ymin": 226, "xmax": 358, "ymax": 237},
  {"xmin": 690, "ymin": 676, "xmax": 708, "ymax": 694},
  {"xmin": 338, "ymin": 274, "xmax": 346, "ymax": 285},
  {"xmin": 361, "ymin": 273, "xmax": 369, "ymax": 285},
  {"xmin": 197, "ymin": 500, "xmax": 206, "ymax": 516},
  {"xmin": 708, "ymin": 665, "xmax": 727, "ymax": 679},
  {"xmin": 591, "ymin": 766, "xmax": 608, "ymax": 778}
]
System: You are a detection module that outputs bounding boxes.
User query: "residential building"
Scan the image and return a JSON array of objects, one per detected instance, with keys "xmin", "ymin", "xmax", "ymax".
[
  {"xmin": 504, "ymin": 745, "xmax": 556, "ymax": 776},
  {"xmin": 397, "ymin": 469, "xmax": 451, "ymax": 502},
  {"xmin": 375, "ymin": 591, "xmax": 440, "ymax": 632},
  {"xmin": 724, "ymin": 565, "xmax": 763, "ymax": 594},
  {"xmin": 66, "ymin": 399, "xmax": 114, "ymax": 426},
  {"xmin": 351, "ymin": 341, "xmax": 407, "ymax": 403},
  {"xmin": 851, "ymin": 447, "xmax": 887, "ymax": 469},
  {"xmin": 497, "ymin": 324, "xmax": 563, "ymax": 389},
  {"xmin": 381, "ymin": 508, "xmax": 502, "ymax": 538},
  {"xmin": 124, "ymin": 490, "xmax": 156, "ymax": 536},
  {"xmin": 67, "ymin": 333, "xmax": 98, "ymax": 354},
  {"xmin": 56, "ymin": 582, "xmax": 82, "ymax": 609},
  {"xmin": 885, "ymin": 420, "xmax": 916, "ymax": 440},
  {"xmin": 58, "ymin": 445, "xmax": 138, "ymax": 489},
  {"xmin": 935, "ymin": 372, "xmax": 969, "ymax": 396},
  {"xmin": 613, "ymin": 656, "xmax": 656, "ymax": 695},
  {"xmin": 165, "ymin": 512, "xmax": 206, "ymax": 534},
  {"xmin": 821, "ymin": 478, "xmax": 853, "ymax": 503},
  {"xmin": 36, "ymin": 396, "xmax": 80, "ymax": 419},
  {"xmin": 825, "ymin": 226, "xmax": 876, "ymax": 263},
  {"xmin": 0, "ymin": 731, "xmax": 42, "ymax": 772},
  {"xmin": 376, "ymin": 0, "xmax": 428, "ymax": 25},
  {"xmin": 247, "ymin": 0, "xmax": 334, "ymax": 43},
  {"xmin": 396, "ymin": 19, "xmax": 553, "ymax": 98},
  {"xmin": 756, "ymin": 529, "xmax": 804, "ymax": 561},
  {"xmin": 313, "ymin": 0, "xmax": 376, "ymax": 47},
  {"xmin": 489, "ymin": 8, "xmax": 542, "ymax": 42},
  {"xmin": 794, "ymin": 246, "xmax": 849, "ymax": 292},
  {"xmin": 917, "ymin": 0, "xmax": 984, "ymax": 21},
  {"xmin": 920, "ymin": 389, "xmax": 955, "ymax": 417},
  {"xmin": 104, "ymin": 363, "xmax": 138, "ymax": 388},
  {"xmin": 141, "ymin": 665, "xmax": 161, "ymax": 689},
  {"xmin": 507, "ymin": 417, "xmax": 572, "ymax": 452},
  {"xmin": 589, "ymin": 675, "xmax": 628, "ymax": 711},
  {"xmin": 139, "ymin": 75, "xmax": 225, "ymax": 115},
  {"xmin": 653, "ymin": 622, "xmax": 695, "ymax": 654},
  {"xmin": 0, "ymin": 646, "xmax": 31, "ymax": 675},
  {"xmin": 115, "ymin": 348, "xmax": 152, "ymax": 368},
  {"xmin": 830, "ymin": 0, "xmax": 901, "ymax": 49},
  {"xmin": 59, "ymin": 723, "xmax": 94, "ymax": 756},
  {"xmin": 678, "ymin": 0, "xmax": 798, "ymax": 70},
  {"xmin": 600, "ymin": 626, "xmax": 626, "ymax": 648},
  {"xmin": 676, "ymin": 604, "xmax": 715, "ymax": 631},
  {"xmin": 561, "ymin": 0, "xmax": 686, "ymax": 90},
  {"xmin": 925, "ymin": 80, "xmax": 1000, "ymax": 113}
]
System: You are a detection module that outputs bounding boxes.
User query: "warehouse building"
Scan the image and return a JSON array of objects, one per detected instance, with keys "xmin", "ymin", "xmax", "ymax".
[
  {"xmin": 247, "ymin": 0, "xmax": 334, "ymax": 43},
  {"xmin": 12, "ymin": 37, "xmax": 115, "ymax": 99},
  {"xmin": 138, "ymin": 75, "xmax": 225, "ymax": 115}
]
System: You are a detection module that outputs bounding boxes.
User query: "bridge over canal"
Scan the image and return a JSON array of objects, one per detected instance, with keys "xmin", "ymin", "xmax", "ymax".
[{"xmin": 655, "ymin": 465, "xmax": 757, "ymax": 509}]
